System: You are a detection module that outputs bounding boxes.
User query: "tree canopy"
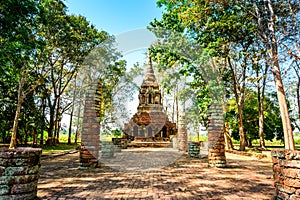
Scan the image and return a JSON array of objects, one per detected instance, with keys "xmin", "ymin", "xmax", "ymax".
[
  {"xmin": 149, "ymin": 0, "xmax": 300, "ymax": 150},
  {"xmin": 0, "ymin": 0, "xmax": 128, "ymax": 147}
]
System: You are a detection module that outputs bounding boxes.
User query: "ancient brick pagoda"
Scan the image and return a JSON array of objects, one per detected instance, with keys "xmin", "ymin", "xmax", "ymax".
[{"xmin": 123, "ymin": 57, "xmax": 177, "ymax": 144}]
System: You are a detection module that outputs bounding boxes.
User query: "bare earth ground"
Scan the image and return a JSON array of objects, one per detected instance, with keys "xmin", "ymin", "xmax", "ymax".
[{"xmin": 37, "ymin": 149, "xmax": 275, "ymax": 200}]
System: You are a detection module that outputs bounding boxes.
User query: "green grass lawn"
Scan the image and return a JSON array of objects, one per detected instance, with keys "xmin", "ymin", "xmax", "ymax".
[
  {"xmin": 233, "ymin": 144, "xmax": 300, "ymax": 151},
  {"xmin": 231, "ymin": 137, "xmax": 300, "ymax": 150},
  {"xmin": 42, "ymin": 143, "xmax": 80, "ymax": 155}
]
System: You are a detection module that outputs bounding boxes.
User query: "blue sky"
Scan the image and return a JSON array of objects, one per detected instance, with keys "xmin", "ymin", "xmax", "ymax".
[
  {"xmin": 65, "ymin": 0, "xmax": 163, "ymax": 66},
  {"xmin": 65, "ymin": 0, "xmax": 162, "ymax": 35},
  {"xmin": 64, "ymin": 0, "xmax": 165, "ymax": 119}
]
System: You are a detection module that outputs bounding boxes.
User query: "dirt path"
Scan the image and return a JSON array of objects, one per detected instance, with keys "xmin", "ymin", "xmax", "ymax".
[{"xmin": 37, "ymin": 150, "xmax": 275, "ymax": 200}]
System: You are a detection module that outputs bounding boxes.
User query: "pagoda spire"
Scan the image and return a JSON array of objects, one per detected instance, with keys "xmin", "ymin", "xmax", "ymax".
[{"xmin": 141, "ymin": 54, "xmax": 158, "ymax": 87}]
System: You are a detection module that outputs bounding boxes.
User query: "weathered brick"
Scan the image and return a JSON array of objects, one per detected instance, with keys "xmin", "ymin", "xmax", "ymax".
[
  {"xmin": 282, "ymin": 168, "xmax": 300, "ymax": 179},
  {"xmin": 207, "ymin": 103, "xmax": 226, "ymax": 168},
  {"xmin": 273, "ymin": 150, "xmax": 300, "ymax": 199},
  {"xmin": 278, "ymin": 184, "xmax": 296, "ymax": 194},
  {"xmin": 0, "ymin": 191, "xmax": 36, "ymax": 200},
  {"xmin": 272, "ymin": 157, "xmax": 279, "ymax": 165},
  {"xmin": 284, "ymin": 178, "xmax": 300, "ymax": 188},
  {"xmin": 0, "ymin": 148, "xmax": 41, "ymax": 199},
  {"xmin": 290, "ymin": 194, "xmax": 300, "ymax": 200},
  {"xmin": 0, "ymin": 185, "xmax": 9, "ymax": 195},
  {"xmin": 1, "ymin": 165, "xmax": 39, "ymax": 176},
  {"xmin": 279, "ymin": 159, "xmax": 300, "ymax": 169},
  {"xmin": 0, "ymin": 174, "xmax": 39, "ymax": 185},
  {"xmin": 271, "ymin": 150, "xmax": 286, "ymax": 159},
  {"xmin": 278, "ymin": 191, "xmax": 290, "ymax": 199},
  {"xmin": 11, "ymin": 181, "xmax": 37, "ymax": 194}
]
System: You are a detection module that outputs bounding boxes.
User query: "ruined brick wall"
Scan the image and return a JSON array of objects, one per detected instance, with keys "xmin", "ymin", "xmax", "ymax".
[
  {"xmin": 208, "ymin": 103, "xmax": 226, "ymax": 168},
  {"xmin": 272, "ymin": 149, "xmax": 300, "ymax": 199},
  {"xmin": 0, "ymin": 148, "xmax": 42, "ymax": 199},
  {"xmin": 80, "ymin": 86, "xmax": 100, "ymax": 167}
]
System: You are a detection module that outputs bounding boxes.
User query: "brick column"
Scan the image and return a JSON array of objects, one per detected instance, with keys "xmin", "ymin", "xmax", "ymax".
[
  {"xmin": 80, "ymin": 86, "xmax": 100, "ymax": 168},
  {"xmin": 0, "ymin": 148, "xmax": 42, "ymax": 199},
  {"xmin": 208, "ymin": 103, "xmax": 226, "ymax": 167},
  {"xmin": 272, "ymin": 149, "xmax": 300, "ymax": 199},
  {"xmin": 178, "ymin": 114, "xmax": 188, "ymax": 151}
]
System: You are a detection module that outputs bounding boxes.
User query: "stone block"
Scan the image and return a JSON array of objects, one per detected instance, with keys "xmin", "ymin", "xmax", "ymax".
[
  {"xmin": 278, "ymin": 184, "xmax": 296, "ymax": 194},
  {"xmin": 287, "ymin": 152, "xmax": 300, "ymax": 160},
  {"xmin": 282, "ymin": 168, "xmax": 300, "ymax": 179},
  {"xmin": 0, "ymin": 174, "xmax": 39, "ymax": 185},
  {"xmin": 0, "ymin": 192, "xmax": 36, "ymax": 200},
  {"xmin": 4, "ymin": 165, "xmax": 39, "ymax": 176},
  {"xmin": 0, "ymin": 185, "xmax": 9, "ymax": 195},
  {"xmin": 290, "ymin": 194, "xmax": 300, "ymax": 200},
  {"xmin": 284, "ymin": 177, "xmax": 300, "ymax": 188},
  {"xmin": 278, "ymin": 191, "xmax": 290, "ymax": 199},
  {"xmin": 11, "ymin": 181, "xmax": 37, "ymax": 194},
  {"xmin": 280, "ymin": 160, "xmax": 300, "ymax": 168},
  {"xmin": 272, "ymin": 150, "xmax": 300, "ymax": 199},
  {"xmin": 271, "ymin": 150, "xmax": 286, "ymax": 159},
  {"xmin": 0, "ymin": 148, "xmax": 41, "ymax": 199}
]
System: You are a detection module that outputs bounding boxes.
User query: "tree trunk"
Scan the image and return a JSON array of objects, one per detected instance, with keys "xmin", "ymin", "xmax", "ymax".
[
  {"xmin": 295, "ymin": 79, "xmax": 300, "ymax": 133},
  {"xmin": 9, "ymin": 101, "xmax": 22, "ymax": 149},
  {"xmin": 69, "ymin": 77, "xmax": 78, "ymax": 144},
  {"xmin": 46, "ymin": 102, "xmax": 55, "ymax": 146},
  {"xmin": 32, "ymin": 128, "xmax": 37, "ymax": 146},
  {"xmin": 265, "ymin": 0, "xmax": 295, "ymax": 150},
  {"xmin": 25, "ymin": 128, "xmax": 28, "ymax": 146},
  {"xmin": 56, "ymin": 119, "xmax": 61, "ymax": 144},
  {"xmin": 54, "ymin": 97, "xmax": 61, "ymax": 144},
  {"xmin": 294, "ymin": 67, "xmax": 300, "ymax": 119},
  {"xmin": 257, "ymin": 61, "xmax": 268, "ymax": 149},
  {"xmin": 9, "ymin": 72, "xmax": 25, "ymax": 149},
  {"xmin": 237, "ymin": 103, "xmax": 247, "ymax": 151},
  {"xmin": 68, "ymin": 108, "xmax": 74, "ymax": 144},
  {"xmin": 248, "ymin": 138, "xmax": 253, "ymax": 148},
  {"xmin": 273, "ymin": 62, "xmax": 295, "ymax": 150},
  {"xmin": 253, "ymin": 0, "xmax": 294, "ymax": 149},
  {"xmin": 258, "ymin": 108, "xmax": 265, "ymax": 148},
  {"xmin": 74, "ymin": 94, "xmax": 82, "ymax": 145},
  {"xmin": 224, "ymin": 122, "xmax": 234, "ymax": 150},
  {"xmin": 172, "ymin": 88, "xmax": 175, "ymax": 122},
  {"xmin": 40, "ymin": 98, "xmax": 46, "ymax": 146},
  {"xmin": 75, "ymin": 107, "xmax": 80, "ymax": 145},
  {"xmin": 176, "ymin": 86, "xmax": 179, "ymax": 124},
  {"xmin": 228, "ymin": 57, "xmax": 247, "ymax": 151}
]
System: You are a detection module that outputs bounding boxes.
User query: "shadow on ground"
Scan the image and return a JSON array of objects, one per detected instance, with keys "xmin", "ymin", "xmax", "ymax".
[{"xmin": 38, "ymin": 150, "xmax": 275, "ymax": 200}]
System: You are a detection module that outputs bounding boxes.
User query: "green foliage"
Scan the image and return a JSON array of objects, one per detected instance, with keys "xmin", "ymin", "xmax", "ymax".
[
  {"xmin": 79, "ymin": 36, "xmax": 127, "ymax": 124},
  {"xmin": 101, "ymin": 129, "xmax": 122, "ymax": 138},
  {"xmin": 0, "ymin": 0, "xmax": 125, "ymax": 146},
  {"xmin": 111, "ymin": 129, "xmax": 123, "ymax": 138},
  {"xmin": 58, "ymin": 133, "xmax": 81, "ymax": 144},
  {"xmin": 226, "ymin": 90, "xmax": 284, "ymax": 143},
  {"xmin": 148, "ymin": 9, "xmax": 216, "ymax": 129},
  {"xmin": 189, "ymin": 134, "xmax": 208, "ymax": 142},
  {"xmin": 151, "ymin": 0, "xmax": 300, "ymax": 150},
  {"xmin": 0, "ymin": 0, "xmax": 46, "ymax": 146}
]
